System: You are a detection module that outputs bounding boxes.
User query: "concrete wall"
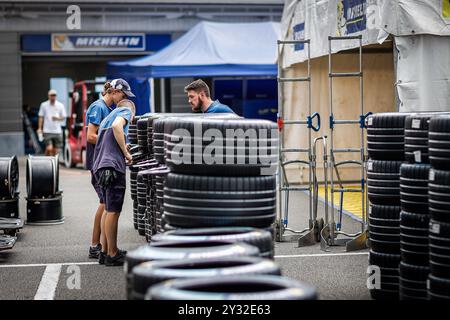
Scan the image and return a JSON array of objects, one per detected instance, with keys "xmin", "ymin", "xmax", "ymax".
[
  {"xmin": 282, "ymin": 47, "xmax": 396, "ymax": 183},
  {"xmin": 0, "ymin": 32, "xmax": 24, "ymax": 157}
]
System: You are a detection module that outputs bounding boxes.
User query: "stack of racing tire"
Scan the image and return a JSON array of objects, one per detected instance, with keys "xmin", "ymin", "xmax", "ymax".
[
  {"xmin": 397, "ymin": 114, "xmax": 434, "ymax": 300},
  {"xmin": 130, "ymin": 113, "xmax": 212, "ymax": 241},
  {"xmin": 0, "ymin": 156, "xmax": 21, "ymax": 250},
  {"xmin": 367, "ymin": 112, "xmax": 411, "ymax": 300},
  {"xmin": 25, "ymin": 155, "xmax": 63, "ymax": 225},
  {"xmin": 162, "ymin": 116, "xmax": 278, "ymax": 232},
  {"xmin": 427, "ymin": 115, "xmax": 450, "ymax": 300},
  {"xmin": 367, "ymin": 112, "xmax": 450, "ymax": 301},
  {"xmin": 129, "ymin": 113, "xmax": 155, "ymax": 238},
  {"xmin": 125, "ymin": 114, "xmax": 318, "ymax": 301}
]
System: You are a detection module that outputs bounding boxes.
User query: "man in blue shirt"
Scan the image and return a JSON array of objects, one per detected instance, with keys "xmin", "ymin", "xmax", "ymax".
[
  {"xmin": 184, "ymin": 79, "xmax": 235, "ymax": 114},
  {"xmin": 85, "ymin": 79, "xmax": 135, "ymax": 263},
  {"xmin": 92, "ymin": 99, "xmax": 135, "ymax": 266}
]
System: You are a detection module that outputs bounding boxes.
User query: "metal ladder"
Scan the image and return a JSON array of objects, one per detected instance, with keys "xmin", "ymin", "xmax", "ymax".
[
  {"xmin": 320, "ymin": 35, "xmax": 371, "ymax": 252},
  {"xmin": 275, "ymin": 39, "xmax": 322, "ymax": 244}
]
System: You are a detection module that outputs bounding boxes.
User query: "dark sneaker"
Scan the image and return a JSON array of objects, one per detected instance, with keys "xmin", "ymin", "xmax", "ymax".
[
  {"xmin": 105, "ymin": 249, "xmax": 127, "ymax": 267},
  {"xmin": 88, "ymin": 244, "xmax": 102, "ymax": 259},
  {"xmin": 98, "ymin": 251, "xmax": 107, "ymax": 265}
]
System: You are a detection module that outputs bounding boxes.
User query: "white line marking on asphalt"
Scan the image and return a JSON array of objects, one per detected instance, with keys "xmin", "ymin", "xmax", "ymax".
[
  {"xmin": 0, "ymin": 262, "xmax": 98, "ymax": 268},
  {"xmin": 274, "ymin": 252, "xmax": 369, "ymax": 258},
  {"xmin": 0, "ymin": 254, "xmax": 369, "ymax": 268},
  {"xmin": 34, "ymin": 264, "xmax": 62, "ymax": 300}
]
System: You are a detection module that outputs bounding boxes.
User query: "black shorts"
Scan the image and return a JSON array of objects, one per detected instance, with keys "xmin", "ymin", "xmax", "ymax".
[
  {"xmin": 95, "ymin": 169, "xmax": 126, "ymax": 213},
  {"xmin": 90, "ymin": 171, "xmax": 104, "ymax": 204},
  {"xmin": 43, "ymin": 133, "xmax": 63, "ymax": 149}
]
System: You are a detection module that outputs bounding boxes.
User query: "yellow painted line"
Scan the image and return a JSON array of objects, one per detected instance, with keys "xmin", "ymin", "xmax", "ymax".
[{"xmin": 317, "ymin": 185, "xmax": 366, "ymax": 220}]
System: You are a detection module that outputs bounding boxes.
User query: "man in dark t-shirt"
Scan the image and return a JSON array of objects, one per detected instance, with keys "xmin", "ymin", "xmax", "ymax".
[{"xmin": 92, "ymin": 99, "xmax": 135, "ymax": 266}]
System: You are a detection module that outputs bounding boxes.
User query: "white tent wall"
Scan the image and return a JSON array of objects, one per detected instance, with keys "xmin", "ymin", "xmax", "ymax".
[
  {"xmin": 380, "ymin": 1, "xmax": 450, "ymax": 112},
  {"xmin": 395, "ymin": 35, "xmax": 450, "ymax": 112},
  {"xmin": 282, "ymin": 47, "xmax": 395, "ymax": 183}
]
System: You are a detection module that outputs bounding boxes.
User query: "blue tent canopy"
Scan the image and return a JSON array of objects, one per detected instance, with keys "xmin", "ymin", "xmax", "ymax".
[{"xmin": 107, "ymin": 21, "xmax": 280, "ymax": 78}]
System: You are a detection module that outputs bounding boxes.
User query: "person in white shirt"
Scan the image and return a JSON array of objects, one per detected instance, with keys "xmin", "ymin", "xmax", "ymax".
[{"xmin": 37, "ymin": 89, "xmax": 67, "ymax": 156}]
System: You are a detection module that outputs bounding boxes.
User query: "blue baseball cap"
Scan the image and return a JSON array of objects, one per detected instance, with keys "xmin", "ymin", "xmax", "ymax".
[{"xmin": 111, "ymin": 78, "xmax": 135, "ymax": 98}]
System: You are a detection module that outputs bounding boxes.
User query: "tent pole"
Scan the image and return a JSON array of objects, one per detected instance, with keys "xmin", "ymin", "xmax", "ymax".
[
  {"xmin": 149, "ymin": 78, "xmax": 155, "ymax": 113},
  {"xmin": 160, "ymin": 78, "xmax": 166, "ymax": 113}
]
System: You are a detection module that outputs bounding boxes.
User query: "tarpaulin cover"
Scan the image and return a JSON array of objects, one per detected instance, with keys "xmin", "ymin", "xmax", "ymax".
[{"xmin": 107, "ymin": 21, "xmax": 281, "ymax": 78}]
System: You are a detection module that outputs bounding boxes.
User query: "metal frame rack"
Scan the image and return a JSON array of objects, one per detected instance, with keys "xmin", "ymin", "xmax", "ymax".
[
  {"xmin": 275, "ymin": 39, "xmax": 322, "ymax": 245},
  {"xmin": 320, "ymin": 35, "xmax": 371, "ymax": 252}
]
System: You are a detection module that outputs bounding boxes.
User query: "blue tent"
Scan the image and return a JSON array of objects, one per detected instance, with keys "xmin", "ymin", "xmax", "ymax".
[{"xmin": 107, "ymin": 21, "xmax": 280, "ymax": 114}]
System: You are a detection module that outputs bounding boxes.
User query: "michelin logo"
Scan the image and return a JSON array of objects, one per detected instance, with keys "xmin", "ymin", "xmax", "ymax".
[
  {"xmin": 52, "ymin": 34, "xmax": 145, "ymax": 51},
  {"xmin": 337, "ymin": 0, "xmax": 367, "ymax": 36},
  {"xmin": 75, "ymin": 37, "xmax": 141, "ymax": 47}
]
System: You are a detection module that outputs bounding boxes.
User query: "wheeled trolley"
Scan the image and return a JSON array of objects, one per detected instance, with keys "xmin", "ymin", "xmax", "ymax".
[
  {"xmin": 320, "ymin": 35, "xmax": 371, "ymax": 252},
  {"xmin": 275, "ymin": 39, "xmax": 322, "ymax": 245}
]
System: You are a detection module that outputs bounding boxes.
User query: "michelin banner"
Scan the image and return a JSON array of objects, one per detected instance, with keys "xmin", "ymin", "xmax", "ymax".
[
  {"xmin": 51, "ymin": 34, "xmax": 145, "ymax": 52},
  {"xmin": 281, "ymin": 0, "xmax": 382, "ymax": 67}
]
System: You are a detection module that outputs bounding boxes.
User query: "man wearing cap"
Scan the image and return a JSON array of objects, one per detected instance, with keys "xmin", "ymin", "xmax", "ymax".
[
  {"xmin": 37, "ymin": 89, "xmax": 67, "ymax": 156},
  {"xmin": 92, "ymin": 99, "xmax": 135, "ymax": 266},
  {"xmin": 86, "ymin": 78, "xmax": 135, "ymax": 263}
]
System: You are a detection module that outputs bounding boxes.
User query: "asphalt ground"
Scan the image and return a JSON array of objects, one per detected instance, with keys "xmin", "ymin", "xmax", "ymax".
[{"xmin": 0, "ymin": 158, "xmax": 370, "ymax": 300}]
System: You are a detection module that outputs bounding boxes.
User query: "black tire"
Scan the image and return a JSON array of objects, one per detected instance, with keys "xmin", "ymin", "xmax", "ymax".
[
  {"xmin": 429, "ymin": 219, "xmax": 450, "ymax": 238},
  {"xmin": 399, "ymin": 287, "xmax": 428, "ymax": 300},
  {"xmin": 399, "ymin": 282, "xmax": 428, "ymax": 294},
  {"xmin": 137, "ymin": 117, "xmax": 149, "ymax": 130},
  {"xmin": 428, "ymin": 274, "xmax": 450, "ymax": 298},
  {"xmin": 367, "ymin": 160, "xmax": 402, "ymax": 205},
  {"xmin": 26, "ymin": 195, "xmax": 63, "ymax": 224},
  {"xmin": 369, "ymin": 204, "xmax": 400, "ymax": 220},
  {"xmin": 369, "ymin": 238, "xmax": 400, "ymax": 254},
  {"xmin": 146, "ymin": 275, "xmax": 317, "ymax": 300},
  {"xmin": 163, "ymin": 173, "xmax": 276, "ymax": 228},
  {"xmin": 401, "ymin": 243, "xmax": 429, "ymax": 266},
  {"xmin": 367, "ymin": 112, "xmax": 412, "ymax": 129},
  {"xmin": 124, "ymin": 240, "xmax": 260, "ymax": 299},
  {"xmin": 0, "ymin": 197, "xmax": 20, "ymax": 219},
  {"xmin": 369, "ymin": 250, "xmax": 400, "ymax": 268},
  {"xmin": 369, "ymin": 224, "xmax": 399, "ymax": 235},
  {"xmin": 429, "ymin": 116, "xmax": 450, "ymax": 169},
  {"xmin": 400, "ymin": 163, "xmax": 430, "ymax": 186},
  {"xmin": 400, "ymin": 211, "xmax": 429, "ymax": 229},
  {"xmin": 367, "ymin": 148, "xmax": 404, "ymax": 161},
  {"xmin": 125, "ymin": 240, "xmax": 260, "ymax": 276},
  {"xmin": 367, "ymin": 160, "xmax": 403, "ymax": 178},
  {"xmin": 366, "ymin": 113, "xmax": 414, "ymax": 161},
  {"xmin": 151, "ymin": 227, "xmax": 274, "ymax": 259},
  {"xmin": 429, "ymin": 251, "xmax": 450, "ymax": 278},
  {"xmin": 164, "ymin": 117, "xmax": 278, "ymax": 176},
  {"xmin": 429, "ymin": 171, "xmax": 450, "ymax": 223},
  {"xmin": 399, "ymin": 262, "xmax": 429, "ymax": 285},
  {"xmin": 403, "ymin": 113, "xmax": 450, "ymax": 164},
  {"xmin": 131, "ymin": 257, "xmax": 281, "ymax": 300},
  {"xmin": 149, "ymin": 113, "xmax": 240, "ymax": 163},
  {"xmin": 63, "ymin": 143, "xmax": 75, "ymax": 168},
  {"xmin": 26, "ymin": 155, "xmax": 59, "ymax": 198},
  {"xmin": 369, "ymin": 289, "xmax": 399, "ymax": 300},
  {"xmin": 137, "ymin": 205, "xmax": 146, "ymax": 236}
]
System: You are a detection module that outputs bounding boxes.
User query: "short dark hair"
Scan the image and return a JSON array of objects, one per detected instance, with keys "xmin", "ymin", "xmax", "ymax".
[{"xmin": 184, "ymin": 79, "xmax": 210, "ymax": 98}]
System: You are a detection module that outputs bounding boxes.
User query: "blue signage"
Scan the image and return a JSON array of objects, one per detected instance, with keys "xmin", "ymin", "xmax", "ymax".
[
  {"xmin": 21, "ymin": 34, "xmax": 171, "ymax": 53},
  {"xmin": 51, "ymin": 33, "xmax": 145, "ymax": 51},
  {"xmin": 293, "ymin": 23, "xmax": 305, "ymax": 51},
  {"xmin": 337, "ymin": 0, "xmax": 367, "ymax": 36}
]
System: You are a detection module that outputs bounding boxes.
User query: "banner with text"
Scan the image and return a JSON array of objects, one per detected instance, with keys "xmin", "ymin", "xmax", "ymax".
[{"xmin": 51, "ymin": 34, "xmax": 145, "ymax": 52}]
